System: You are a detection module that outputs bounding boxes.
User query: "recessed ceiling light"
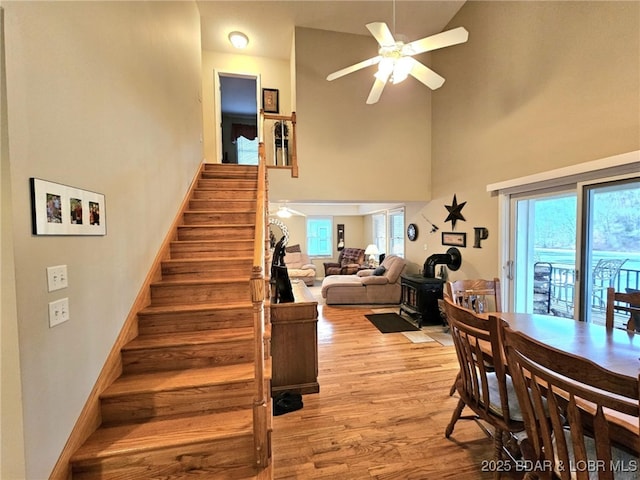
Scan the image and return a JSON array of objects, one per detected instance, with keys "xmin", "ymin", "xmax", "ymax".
[{"xmin": 228, "ymin": 31, "xmax": 249, "ymax": 49}]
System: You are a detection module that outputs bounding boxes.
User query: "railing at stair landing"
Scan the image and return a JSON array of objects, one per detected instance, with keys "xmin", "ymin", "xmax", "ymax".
[{"xmin": 250, "ymin": 141, "xmax": 269, "ymax": 468}]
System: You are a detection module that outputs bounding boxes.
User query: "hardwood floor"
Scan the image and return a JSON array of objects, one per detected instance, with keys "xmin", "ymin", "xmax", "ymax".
[{"xmin": 271, "ymin": 304, "xmax": 497, "ymax": 479}]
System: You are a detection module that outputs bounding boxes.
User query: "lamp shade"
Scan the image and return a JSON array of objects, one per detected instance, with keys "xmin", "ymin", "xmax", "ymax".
[{"xmin": 365, "ymin": 244, "xmax": 379, "ymax": 255}]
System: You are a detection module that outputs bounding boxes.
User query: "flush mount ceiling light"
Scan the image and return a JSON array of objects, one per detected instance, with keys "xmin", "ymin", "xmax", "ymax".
[{"xmin": 228, "ymin": 31, "xmax": 249, "ymax": 49}]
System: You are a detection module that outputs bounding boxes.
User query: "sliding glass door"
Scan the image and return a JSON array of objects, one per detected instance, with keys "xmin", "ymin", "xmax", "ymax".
[
  {"xmin": 509, "ymin": 189, "xmax": 577, "ymax": 316},
  {"xmin": 581, "ymin": 178, "xmax": 640, "ymax": 325},
  {"xmin": 508, "ymin": 175, "xmax": 640, "ymax": 325}
]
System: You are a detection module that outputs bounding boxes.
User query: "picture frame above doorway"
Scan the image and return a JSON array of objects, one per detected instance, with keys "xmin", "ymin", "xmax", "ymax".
[{"xmin": 262, "ymin": 88, "xmax": 279, "ymax": 113}]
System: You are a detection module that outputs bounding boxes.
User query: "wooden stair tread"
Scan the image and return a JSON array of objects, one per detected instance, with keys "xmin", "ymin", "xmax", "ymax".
[
  {"xmin": 162, "ymin": 256, "xmax": 252, "ymax": 265},
  {"xmin": 184, "ymin": 210, "xmax": 256, "ymax": 214},
  {"xmin": 138, "ymin": 301, "xmax": 253, "ymax": 315},
  {"xmin": 71, "ymin": 409, "xmax": 253, "ymax": 462},
  {"xmin": 103, "ymin": 361, "xmax": 271, "ymax": 397},
  {"xmin": 124, "ymin": 327, "xmax": 254, "ymax": 350},
  {"xmin": 151, "ymin": 277, "xmax": 249, "ymax": 287},
  {"xmin": 177, "ymin": 224, "xmax": 255, "ymax": 228}
]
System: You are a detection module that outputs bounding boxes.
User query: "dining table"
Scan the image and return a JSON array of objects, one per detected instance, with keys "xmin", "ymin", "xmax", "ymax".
[{"xmin": 495, "ymin": 312, "xmax": 640, "ymax": 382}]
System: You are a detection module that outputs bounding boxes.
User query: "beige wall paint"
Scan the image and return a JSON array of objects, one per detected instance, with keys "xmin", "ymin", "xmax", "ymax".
[
  {"xmin": 269, "ymin": 27, "xmax": 432, "ymax": 204},
  {"xmin": 201, "ymin": 50, "xmax": 291, "ymax": 163},
  {"xmin": 3, "ymin": 2, "xmax": 203, "ymax": 477},
  {"xmin": 425, "ymin": 0, "xmax": 640, "ymax": 281},
  {"xmin": 0, "ymin": 5, "xmax": 26, "ymax": 478}
]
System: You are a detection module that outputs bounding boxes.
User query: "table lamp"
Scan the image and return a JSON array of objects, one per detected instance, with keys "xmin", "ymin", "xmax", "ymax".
[{"xmin": 364, "ymin": 244, "xmax": 379, "ymax": 267}]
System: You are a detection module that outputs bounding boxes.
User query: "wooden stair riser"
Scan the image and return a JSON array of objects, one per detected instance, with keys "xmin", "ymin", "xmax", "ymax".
[
  {"xmin": 100, "ymin": 380, "xmax": 259, "ymax": 425},
  {"xmin": 170, "ymin": 240, "xmax": 253, "ymax": 257},
  {"xmin": 150, "ymin": 282, "xmax": 251, "ymax": 306},
  {"xmin": 183, "ymin": 211, "xmax": 256, "ymax": 225},
  {"xmin": 202, "ymin": 164, "xmax": 258, "ymax": 178},
  {"xmin": 71, "ymin": 434, "xmax": 256, "ymax": 480},
  {"xmin": 121, "ymin": 340, "xmax": 256, "ymax": 374},
  {"xmin": 161, "ymin": 259, "xmax": 253, "ymax": 281},
  {"xmin": 137, "ymin": 306, "xmax": 254, "ymax": 335},
  {"xmin": 192, "ymin": 189, "xmax": 256, "ymax": 201},
  {"xmin": 176, "ymin": 226, "xmax": 254, "ymax": 241},
  {"xmin": 189, "ymin": 199, "xmax": 256, "ymax": 211},
  {"xmin": 197, "ymin": 179, "xmax": 257, "ymax": 190}
]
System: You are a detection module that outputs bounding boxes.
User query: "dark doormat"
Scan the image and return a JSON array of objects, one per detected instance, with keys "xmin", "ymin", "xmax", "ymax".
[{"xmin": 365, "ymin": 313, "xmax": 420, "ymax": 333}]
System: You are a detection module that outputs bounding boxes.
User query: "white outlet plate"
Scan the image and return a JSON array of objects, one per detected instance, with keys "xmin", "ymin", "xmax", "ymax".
[
  {"xmin": 49, "ymin": 298, "xmax": 70, "ymax": 327},
  {"xmin": 47, "ymin": 265, "xmax": 68, "ymax": 292}
]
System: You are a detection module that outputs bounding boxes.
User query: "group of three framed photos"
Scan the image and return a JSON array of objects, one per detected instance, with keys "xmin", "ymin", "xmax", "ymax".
[{"xmin": 30, "ymin": 178, "xmax": 106, "ymax": 236}]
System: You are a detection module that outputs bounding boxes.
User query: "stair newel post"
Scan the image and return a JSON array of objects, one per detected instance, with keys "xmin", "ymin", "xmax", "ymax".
[{"xmin": 251, "ymin": 142, "xmax": 270, "ymax": 468}]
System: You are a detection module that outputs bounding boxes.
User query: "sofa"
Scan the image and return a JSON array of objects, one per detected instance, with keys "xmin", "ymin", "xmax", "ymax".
[
  {"xmin": 283, "ymin": 244, "xmax": 316, "ymax": 286},
  {"xmin": 321, "ymin": 255, "xmax": 407, "ymax": 305},
  {"xmin": 323, "ymin": 247, "xmax": 366, "ymax": 276}
]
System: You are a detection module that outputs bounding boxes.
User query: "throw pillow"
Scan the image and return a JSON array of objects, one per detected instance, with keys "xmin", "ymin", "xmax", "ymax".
[
  {"xmin": 285, "ymin": 244, "xmax": 301, "ymax": 253},
  {"xmin": 373, "ymin": 266, "xmax": 386, "ymax": 276},
  {"xmin": 625, "ymin": 288, "xmax": 640, "ymax": 332}
]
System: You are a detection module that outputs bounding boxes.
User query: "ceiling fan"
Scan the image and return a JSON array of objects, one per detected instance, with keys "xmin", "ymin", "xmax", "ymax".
[
  {"xmin": 270, "ymin": 204, "xmax": 306, "ymax": 218},
  {"xmin": 326, "ymin": 10, "xmax": 468, "ymax": 104}
]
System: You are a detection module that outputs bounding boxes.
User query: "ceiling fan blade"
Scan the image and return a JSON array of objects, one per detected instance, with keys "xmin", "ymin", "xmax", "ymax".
[
  {"xmin": 403, "ymin": 26, "xmax": 469, "ymax": 56},
  {"xmin": 366, "ymin": 22, "xmax": 396, "ymax": 47},
  {"xmin": 408, "ymin": 58, "xmax": 445, "ymax": 90},
  {"xmin": 366, "ymin": 74, "xmax": 389, "ymax": 104},
  {"xmin": 326, "ymin": 56, "xmax": 381, "ymax": 81}
]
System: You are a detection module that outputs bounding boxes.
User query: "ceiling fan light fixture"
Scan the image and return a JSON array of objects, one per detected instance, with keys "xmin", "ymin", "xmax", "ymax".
[
  {"xmin": 228, "ymin": 31, "xmax": 249, "ymax": 49},
  {"xmin": 375, "ymin": 57, "xmax": 395, "ymax": 80},
  {"xmin": 276, "ymin": 206, "xmax": 292, "ymax": 218},
  {"xmin": 391, "ymin": 56, "xmax": 413, "ymax": 84}
]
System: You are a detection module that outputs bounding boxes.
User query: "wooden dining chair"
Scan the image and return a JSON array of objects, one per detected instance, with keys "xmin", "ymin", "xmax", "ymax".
[
  {"xmin": 501, "ymin": 320, "xmax": 639, "ymax": 480},
  {"xmin": 605, "ymin": 287, "xmax": 640, "ymax": 331},
  {"xmin": 445, "ymin": 277, "xmax": 502, "ymax": 314},
  {"xmin": 443, "ymin": 298, "xmax": 524, "ymax": 478},
  {"xmin": 444, "ymin": 278, "xmax": 502, "ymax": 395}
]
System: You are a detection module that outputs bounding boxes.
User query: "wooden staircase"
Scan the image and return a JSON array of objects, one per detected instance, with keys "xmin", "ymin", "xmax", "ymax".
[{"xmin": 69, "ymin": 164, "xmax": 272, "ymax": 479}]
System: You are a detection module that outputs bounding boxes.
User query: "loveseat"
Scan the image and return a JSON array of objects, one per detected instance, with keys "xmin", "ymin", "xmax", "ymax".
[
  {"xmin": 321, "ymin": 255, "xmax": 407, "ymax": 305},
  {"xmin": 283, "ymin": 244, "xmax": 316, "ymax": 286},
  {"xmin": 323, "ymin": 247, "xmax": 366, "ymax": 276}
]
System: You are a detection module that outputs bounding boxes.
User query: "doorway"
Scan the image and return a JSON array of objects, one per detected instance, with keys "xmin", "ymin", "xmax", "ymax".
[{"xmin": 215, "ymin": 72, "xmax": 260, "ymax": 164}]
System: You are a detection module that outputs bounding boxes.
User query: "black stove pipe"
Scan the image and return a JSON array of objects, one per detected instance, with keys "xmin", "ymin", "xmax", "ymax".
[{"xmin": 423, "ymin": 247, "xmax": 462, "ymax": 278}]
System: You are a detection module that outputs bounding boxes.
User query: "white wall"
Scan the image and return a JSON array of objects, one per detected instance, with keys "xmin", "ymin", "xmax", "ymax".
[
  {"xmin": 423, "ymin": 1, "xmax": 640, "ymax": 280},
  {"xmin": 2, "ymin": 2, "xmax": 203, "ymax": 477}
]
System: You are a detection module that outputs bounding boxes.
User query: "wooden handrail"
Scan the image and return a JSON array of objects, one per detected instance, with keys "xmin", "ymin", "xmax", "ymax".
[
  {"xmin": 250, "ymin": 141, "xmax": 269, "ymax": 468},
  {"xmin": 261, "ymin": 110, "xmax": 298, "ymax": 178}
]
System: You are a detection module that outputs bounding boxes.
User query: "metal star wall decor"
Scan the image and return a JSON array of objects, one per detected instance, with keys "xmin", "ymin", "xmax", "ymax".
[{"xmin": 444, "ymin": 194, "xmax": 467, "ymax": 229}]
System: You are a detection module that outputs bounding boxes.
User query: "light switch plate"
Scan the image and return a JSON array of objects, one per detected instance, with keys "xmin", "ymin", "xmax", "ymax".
[
  {"xmin": 49, "ymin": 298, "xmax": 70, "ymax": 327},
  {"xmin": 47, "ymin": 265, "xmax": 68, "ymax": 292}
]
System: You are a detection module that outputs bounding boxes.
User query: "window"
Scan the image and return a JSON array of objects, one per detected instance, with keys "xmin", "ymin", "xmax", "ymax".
[
  {"xmin": 372, "ymin": 213, "xmax": 387, "ymax": 254},
  {"xmin": 236, "ymin": 136, "xmax": 258, "ymax": 165},
  {"xmin": 307, "ymin": 217, "xmax": 332, "ymax": 257},
  {"xmin": 388, "ymin": 209, "xmax": 405, "ymax": 258}
]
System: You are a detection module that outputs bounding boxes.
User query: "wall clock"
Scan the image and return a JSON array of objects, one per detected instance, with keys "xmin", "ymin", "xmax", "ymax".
[{"xmin": 407, "ymin": 223, "xmax": 418, "ymax": 241}]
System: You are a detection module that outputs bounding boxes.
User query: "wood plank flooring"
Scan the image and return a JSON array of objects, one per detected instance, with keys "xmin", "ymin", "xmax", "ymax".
[{"xmin": 271, "ymin": 303, "xmax": 498, "ymax": 479}]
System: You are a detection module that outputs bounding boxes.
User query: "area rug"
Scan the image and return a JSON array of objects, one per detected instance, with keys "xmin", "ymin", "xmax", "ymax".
[{"xmin": 365, "ymin": 313, "xmax": 420, "ymax": 333}]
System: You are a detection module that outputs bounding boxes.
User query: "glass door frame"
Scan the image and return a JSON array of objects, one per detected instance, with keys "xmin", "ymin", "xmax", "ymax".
[{"xmin": 493, "ymin": 151, "xmax": 639, "ymax": 318}]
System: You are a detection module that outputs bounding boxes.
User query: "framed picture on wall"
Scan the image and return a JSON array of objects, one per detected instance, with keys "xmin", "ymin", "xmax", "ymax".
[
  {"xmin": 30, "ymin": 178, "xmax": 106, "ymax": 235},
  {"xmin": 262, "ymin": 88, "xmax": 279, "ymax": 114},
  {"xmin": 442, "ymin": 231, "xmax": 466, "ymax": 247}
]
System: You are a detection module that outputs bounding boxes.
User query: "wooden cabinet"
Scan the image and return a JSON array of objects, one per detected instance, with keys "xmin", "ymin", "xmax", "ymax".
[
  {"xmin": 270, "ymin": 281, "xmax": 319, "ymax": 396},
  {"xmin": 399, "ymin": 274, "xmax": 444, "ymax": 327}
]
